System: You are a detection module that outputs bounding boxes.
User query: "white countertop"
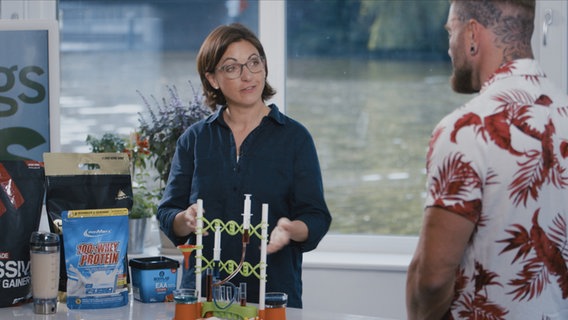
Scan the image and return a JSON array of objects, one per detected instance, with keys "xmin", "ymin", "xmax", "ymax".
[{"xmin": 0, "ymin": 297, "xmax": 391, "ymax": 320}]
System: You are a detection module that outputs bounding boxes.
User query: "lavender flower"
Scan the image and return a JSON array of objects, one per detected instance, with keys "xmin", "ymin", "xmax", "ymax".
[{"xmin": 137, "ymin": 81, "xmax": 211, "ymax": 187}]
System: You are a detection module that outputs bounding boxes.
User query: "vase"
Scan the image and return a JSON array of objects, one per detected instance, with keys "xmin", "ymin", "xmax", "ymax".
[{"xmin": 128, "ymin": 218, "xmax": 148, "ymax": 254}]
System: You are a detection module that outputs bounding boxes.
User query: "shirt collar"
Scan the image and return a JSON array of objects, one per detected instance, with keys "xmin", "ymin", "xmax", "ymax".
[
  {"xmin": 267, "ymin": 104, "xmax": 286, "ymax": 125},
  {"xmin": 206, "ymin": 103, "xmax": 286, "ymax": 126},
  {"xmin": 481, "ymin": 59, "xmax": 546, "ymax": 93}
]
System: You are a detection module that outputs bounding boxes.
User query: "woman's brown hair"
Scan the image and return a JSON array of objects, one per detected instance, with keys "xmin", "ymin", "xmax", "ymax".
[{"xmin": 197, "ymin": 23, "xmax": 276, "ymax": 111}]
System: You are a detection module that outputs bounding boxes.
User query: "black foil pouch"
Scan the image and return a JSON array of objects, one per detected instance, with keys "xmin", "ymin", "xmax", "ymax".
[
  {"xmin": 43, "ymin": 153, "xmax": 132, "ymax": 293},
  {"xmin": 0, "ymin": 160, "xmax": 45, "ymax": 307}
]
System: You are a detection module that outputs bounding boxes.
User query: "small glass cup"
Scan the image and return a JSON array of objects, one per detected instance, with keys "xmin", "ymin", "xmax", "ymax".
[
  {"xmin": 173, "ymin": 289, "xmax": 198, "ymax": 320},
  {"xmin": 173, "ymin": 288, "xmax": 198, "ymax": 304},
  {"xmin": 265, "ymin": 292, "xmax": 287, "ymax": 308},
  {"xmin": 265, "ymin": 292, "xmax": 287, "ymax": 320}
]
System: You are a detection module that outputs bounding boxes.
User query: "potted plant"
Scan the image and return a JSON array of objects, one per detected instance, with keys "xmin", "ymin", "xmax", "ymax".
[{"xmin": 137, "ymin": 81, "xmax": 211, "ymax": 249}]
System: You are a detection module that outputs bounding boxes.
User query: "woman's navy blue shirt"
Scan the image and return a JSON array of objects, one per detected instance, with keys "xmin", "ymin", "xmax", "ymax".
[{"xmin": 157, "ymin": 104, "xmax": 332, "ymax": 308}]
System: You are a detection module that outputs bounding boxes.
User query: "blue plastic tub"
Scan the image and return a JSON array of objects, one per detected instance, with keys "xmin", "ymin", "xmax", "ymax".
[{"xmin": 129, "ymin": 256, "xmax": 179, "ymax": 303}]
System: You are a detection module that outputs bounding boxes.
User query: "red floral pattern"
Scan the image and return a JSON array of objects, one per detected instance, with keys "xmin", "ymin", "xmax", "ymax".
[
  {"xmin": 499, "ymin": 210, "xmax": 568, "ymax": 300},
  {"xmin": 425, "ymin": 60, "xmax": 568, "ymax": 319}
]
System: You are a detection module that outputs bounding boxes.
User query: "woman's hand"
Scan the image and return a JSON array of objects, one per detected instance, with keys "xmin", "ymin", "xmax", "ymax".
[
  {"xmin": 173, "ymin": 203, "xmax": 201, "ymax": 237},
  {"xmin": 267, "ymin": 217, "xmax": 308, "ymax": 254}
]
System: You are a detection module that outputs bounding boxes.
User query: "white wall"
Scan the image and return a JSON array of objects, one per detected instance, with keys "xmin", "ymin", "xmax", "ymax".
[
  {"xmin": 303, "ymin": 264, "xmax": 407, "ymax": 319},
  {"xmin": 302, "ymin": 235, "xmax": 414, "ymax": 319}
]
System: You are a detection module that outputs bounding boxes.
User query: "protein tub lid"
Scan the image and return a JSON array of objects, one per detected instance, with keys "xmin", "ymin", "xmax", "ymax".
[{"xmin": 129, "ymin": 256, "xmax": 180, "ymax": 270}]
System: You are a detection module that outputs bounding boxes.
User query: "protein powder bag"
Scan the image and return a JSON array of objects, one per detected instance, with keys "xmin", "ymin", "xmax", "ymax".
[
  {"xmin": 0, "ymin": 161, "xmax": 45, "ymax": 308},
  {"xmin": 62, "ymin": 208, "xmax": 129, "ymax": 309},
  {"xmin": 43, "ymin": 153, "xmax": 132, "ymax": 300}
]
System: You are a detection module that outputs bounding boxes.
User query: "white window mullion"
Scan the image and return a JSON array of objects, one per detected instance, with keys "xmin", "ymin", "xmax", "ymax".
[
  {"xmin": 0, "ymin": 0, "xmax": 56, "ymax": 20},
  {"xmin": 258, "ymin": 0, "xmax": 286, "ymax": 112}
]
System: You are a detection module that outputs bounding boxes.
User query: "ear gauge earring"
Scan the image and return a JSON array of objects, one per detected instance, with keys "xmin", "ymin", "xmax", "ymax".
[{"xmin": 470, "ymin": 46, "xmax": 476, "ymax": 55}]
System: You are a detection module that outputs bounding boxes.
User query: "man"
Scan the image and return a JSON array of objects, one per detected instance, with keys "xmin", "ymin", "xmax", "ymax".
[{"xmin": 406, "ymin": 1, "xmax": 568, "ymax": 319}]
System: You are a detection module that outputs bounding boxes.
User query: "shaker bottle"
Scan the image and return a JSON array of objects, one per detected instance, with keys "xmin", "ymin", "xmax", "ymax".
[{"xmin": 29, "ymin": 231, "xmax": 60, "ymax": 314}]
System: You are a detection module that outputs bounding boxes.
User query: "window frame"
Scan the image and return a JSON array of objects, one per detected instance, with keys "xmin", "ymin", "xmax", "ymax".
[
  {"xmin": 257, "ymin": 1, "xmax": 419, "ymax": 258},
  {"xmin": 257, "ymin": 0, "xmax": 567, "ymax": 261}
]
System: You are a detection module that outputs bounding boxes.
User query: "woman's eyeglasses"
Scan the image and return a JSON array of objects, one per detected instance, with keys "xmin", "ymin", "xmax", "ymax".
[{"xmin": 217, "ymin": 56, "xmax": 265, "ymax": 79}]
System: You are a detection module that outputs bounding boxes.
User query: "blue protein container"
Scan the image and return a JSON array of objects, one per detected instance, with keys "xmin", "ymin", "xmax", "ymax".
[{"xmin": 129, "ymin": 256, "xmax": 179, "ymax": 303}]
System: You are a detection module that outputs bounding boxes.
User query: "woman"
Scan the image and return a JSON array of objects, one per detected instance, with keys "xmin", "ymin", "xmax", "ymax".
[{"xmin": 157, "ymin": 23, "xmax": 332, "ymax": 309}]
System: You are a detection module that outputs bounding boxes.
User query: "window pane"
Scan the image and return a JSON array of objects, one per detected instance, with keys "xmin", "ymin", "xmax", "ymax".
[
  {"xmin": 59, "ymin": 0, "xmax": 258, "ymax": 152},
  {"xmin": 286, "ymin": 1, "xmax": 470, "ymax": 235}
]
